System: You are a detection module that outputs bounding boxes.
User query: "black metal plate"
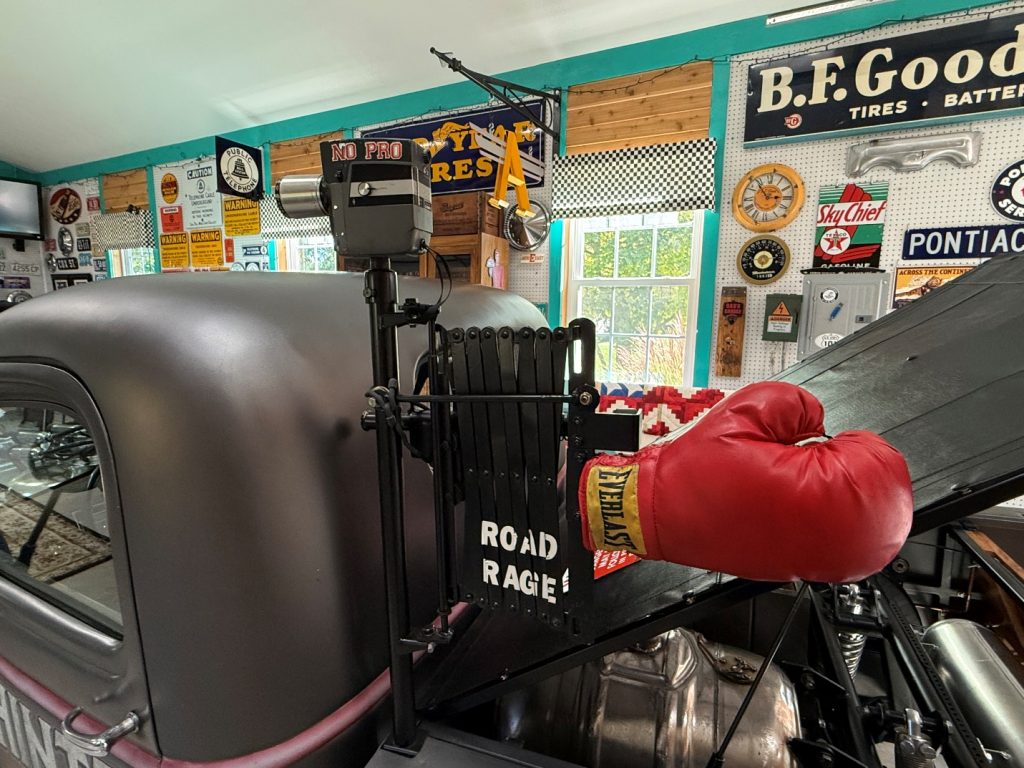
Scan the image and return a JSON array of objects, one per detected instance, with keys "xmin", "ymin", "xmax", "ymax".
[
  {"xmin": 416, "ymin": 562, "xmax": 773, "ymax": 714},
  {"xmin": 776, "ymin": 255, "xmax": 1024, "ymax": 533}
]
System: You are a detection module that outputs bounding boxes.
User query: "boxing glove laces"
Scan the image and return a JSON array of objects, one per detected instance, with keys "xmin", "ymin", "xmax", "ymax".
[{"xmin": 579, "ymin": 381, "xmax": 913, "ymax": 583}]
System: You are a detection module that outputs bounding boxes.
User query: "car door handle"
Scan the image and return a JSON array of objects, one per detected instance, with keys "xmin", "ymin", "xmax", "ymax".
[{"xmin": 60, "ymin": 707, "xmax": 140, "ymax": 757}]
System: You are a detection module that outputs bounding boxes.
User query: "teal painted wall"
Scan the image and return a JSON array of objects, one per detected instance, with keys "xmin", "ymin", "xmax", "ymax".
[
  {"xmin": 19, "ymin": 0, "xmax": 1000, "ymax": 382},
  {"xmin": 0, "ymin": 161, "xmax": 30, "ymax": 180}
]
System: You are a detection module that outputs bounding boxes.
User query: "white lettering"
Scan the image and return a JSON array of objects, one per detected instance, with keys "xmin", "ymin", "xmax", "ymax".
[
  {"xmin": 856, "ymin": 48, "xmax": 896, "ymax": 97},
  {"xmin": 926, "ymin": 232, "xmax": 943, "ymax": 254},
  {"xmin": 991, "ymin": 23, "xmax": 1024, "ymax": 77},
  {"xmin": 900, "ymin": 56, "xmax": 939, "ymax": 90},
  {"xmin": 758, "ymin": 67, "xmax": 794, "ymax": 113},
  {"xmin": 908, "ymin": 232, "xmax": 926, "ymax": 256},
  {"xmin": 992, "ymin": 229, "xmax": 1010, "ymax": 252},
  {"xmin": 482, "ymin": 558, "xmax": 499, "ymax": 586},
  {"xmin": 519, "ymin": 529, "xmax": 537, "ymax": 556},
  {"xmin": 944, "ymin": 49, "xmax": 984, "ymax": 84},
  {"xmin": 943, "ymin": 231, "xmax": 962, "ymax": 255},
  {"xmin": 481, "ymin": 520, "xmax": 498, "ymax": 548},
  {"xmin": 808, "ymin": 56, "xmax": 845, "ymax": 105},
  {"xmin": 498, "ymin": 525, "xmax": 516, "ymax": 551},
  {"xmin": 539, "ymin": 532, "xmax": 558, "ymax": 561}
]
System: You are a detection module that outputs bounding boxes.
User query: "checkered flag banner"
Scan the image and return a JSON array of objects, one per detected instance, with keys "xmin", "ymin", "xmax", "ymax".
[
  {"xmin": 259, "ymin": 197, "xmax": 332, "ymax": 241},
  {"xmin": 93, "ymin": 210, "xmax": 155, "ymax": 251},
  {"xmin": 551, "ymin": 138, "xmax": 716, "ymax": 219}
]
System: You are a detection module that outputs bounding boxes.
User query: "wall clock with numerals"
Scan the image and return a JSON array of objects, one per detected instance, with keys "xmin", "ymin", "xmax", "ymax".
[{"xmin": 731, "ymin": 164, "xmax": 805, "ymax": 233}]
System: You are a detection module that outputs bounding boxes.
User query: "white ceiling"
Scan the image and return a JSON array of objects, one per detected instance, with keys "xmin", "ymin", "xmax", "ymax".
[{"xmin": 0, "ymin": 0, "xmax": 810, "ymax": 173}]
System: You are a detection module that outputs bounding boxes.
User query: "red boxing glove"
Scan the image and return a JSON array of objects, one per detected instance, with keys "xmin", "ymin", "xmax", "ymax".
[{"xmin": 579, "ymin": 381, "xmax": 913, "ymax": 583}]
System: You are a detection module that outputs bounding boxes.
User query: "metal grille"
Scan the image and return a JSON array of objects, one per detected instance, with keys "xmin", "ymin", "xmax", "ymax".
[{"xmin": 92, "ymin": 210, "xmax": 155, "ymax": 251}]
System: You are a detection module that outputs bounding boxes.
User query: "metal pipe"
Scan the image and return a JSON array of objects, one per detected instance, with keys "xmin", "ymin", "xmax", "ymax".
[
  {"xmin": 706, "ymin": 582, "xmax": 809, "ymax": 768},
  {"xmin": 924, "ymin": 619, "xmax": 1024, "ymax": 766},
  {"xmin": 364, "ymin": 259, "xmax": 417, "ymax": 747}
]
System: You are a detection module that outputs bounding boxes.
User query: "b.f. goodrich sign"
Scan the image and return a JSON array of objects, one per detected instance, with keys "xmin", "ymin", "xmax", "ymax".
[{"xmin": 746, "ymin": 13, "xmax": 1024, "ymax": 145}]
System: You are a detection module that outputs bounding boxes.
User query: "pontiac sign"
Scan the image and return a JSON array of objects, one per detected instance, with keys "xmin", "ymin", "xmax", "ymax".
[{"xmin": 746, "ymin": 13, "xmax": 1024, "ymax": 145}]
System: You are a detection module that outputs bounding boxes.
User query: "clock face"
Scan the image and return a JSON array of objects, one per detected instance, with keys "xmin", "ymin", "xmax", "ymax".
[
  {"xmin": 737, "ymin": 236, "xmax": 790, "ymax": 284},
  {"xmin": 732, "ymin": 164, "xmax": 805, "ymax": 233}
]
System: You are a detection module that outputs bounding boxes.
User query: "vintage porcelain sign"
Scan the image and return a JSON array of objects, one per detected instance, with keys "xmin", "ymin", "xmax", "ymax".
[{"xmin": 746, "ymin": 13, "xmax": 1024, "ymax": 144}]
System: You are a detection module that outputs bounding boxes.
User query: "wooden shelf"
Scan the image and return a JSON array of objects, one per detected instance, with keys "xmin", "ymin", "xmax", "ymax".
[{"xmin": 419, "ymin": 233, "xmax": 509, "ymax": 289}]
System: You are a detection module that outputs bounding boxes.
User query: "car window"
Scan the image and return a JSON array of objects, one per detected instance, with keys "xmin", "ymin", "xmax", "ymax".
[{"xmin": 0, "ymin": 405, "xmax": 121, "ymax": 633}]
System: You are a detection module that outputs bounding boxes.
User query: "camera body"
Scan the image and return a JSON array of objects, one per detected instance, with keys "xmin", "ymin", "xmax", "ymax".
[{"xmin": 275, "ymin": 138, "xmax": 433, "ymax": 258}]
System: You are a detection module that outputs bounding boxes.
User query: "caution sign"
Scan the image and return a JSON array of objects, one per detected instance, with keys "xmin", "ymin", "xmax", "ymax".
[
  {"xmin": 762, "ymin": 293, "xmax": 802, "ymax": 342},
  {"xmin": 160, "ymin": 232, "xmax": 190, "ymax": 271},
  {"xmin": 767, "ymin": 302, "xmax": 793, "ymax": 334},
  {"xmin": 190, "ymin": 229, "xmax": 224, "ymax": 269},
  {"xmin": 222, "ymin": 195, "xmax": 261, "ymax": 236}
]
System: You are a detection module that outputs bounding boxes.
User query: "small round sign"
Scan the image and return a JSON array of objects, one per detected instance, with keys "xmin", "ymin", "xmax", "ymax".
[
  {"xmin": 49, "ymin": 188, "xmax": 82, "ymax": 225},
  {"xmin": 220, "ymin": 146, "xmax": 260, "ymax": 196},
  {"xmin": 992, "ymin": 159, "xmax": 1024, "ymax": 221},
  {"xmin": 737, "ymin": 236, "xmax": 790, "ymax": 285},
  {"xmin": 161, "ymin": 173, "xmax": 179, "ymax": 204}
]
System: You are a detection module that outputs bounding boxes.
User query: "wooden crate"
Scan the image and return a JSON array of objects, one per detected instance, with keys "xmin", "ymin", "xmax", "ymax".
[
  {"xmin": 419, "ymin": 233, "xmax": 509, "ymax": 289},
  {"xmin": 432, "ymin": 191, "xmax": 502, "ymax": 237}
]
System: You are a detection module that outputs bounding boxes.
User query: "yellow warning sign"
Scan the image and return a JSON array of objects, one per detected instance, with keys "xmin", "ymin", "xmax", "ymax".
[{"xmin": 770, "ymin": 302, "xmax": 791, "ymax": 317}]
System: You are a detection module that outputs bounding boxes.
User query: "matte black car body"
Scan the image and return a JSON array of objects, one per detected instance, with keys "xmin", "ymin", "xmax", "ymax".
[{"xmin": 0, "ymin": 272, "xmax": 545, "ymax": 765}]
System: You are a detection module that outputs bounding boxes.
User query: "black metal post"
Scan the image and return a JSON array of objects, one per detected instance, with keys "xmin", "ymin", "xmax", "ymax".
[
  {"xmin": 365, "ymin": 257, "xmax": 417, "ymax": 748},
  {"xmin": 706, "ymin": 582, "xmax": 809, "ymax": 768}
]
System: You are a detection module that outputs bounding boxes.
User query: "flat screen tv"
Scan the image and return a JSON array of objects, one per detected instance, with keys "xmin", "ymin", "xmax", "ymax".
[{"xmin": 0, "ymin": 177, "xmax": 43, "ymax": 240}]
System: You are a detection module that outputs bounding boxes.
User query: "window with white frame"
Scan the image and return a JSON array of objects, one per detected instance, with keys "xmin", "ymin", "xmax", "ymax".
[
  {"xmin": 108, "ymin": 248, "xmax": 156, "ymax": 277},
  {"xmin": 284, "ymin": 236, "xmax": 337, "ymax": 272},
  {"xmin": 568, "ymin": 211, "xmax": 702, "ymax": 387}
]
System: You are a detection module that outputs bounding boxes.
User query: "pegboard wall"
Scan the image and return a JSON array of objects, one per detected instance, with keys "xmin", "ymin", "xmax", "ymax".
[
  {"xmin": 709, "ymin": 0, "xmax": 1024, "ymax": 390},
  {"xmin": 357, "ymin": 101, "xmax": 553, "ymax": 308}
]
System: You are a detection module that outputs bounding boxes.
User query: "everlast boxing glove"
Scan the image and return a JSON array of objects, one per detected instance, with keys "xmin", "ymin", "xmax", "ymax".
[{"xmin": 579, "ymin": 381, "xmax": 913, "ymax": 583}]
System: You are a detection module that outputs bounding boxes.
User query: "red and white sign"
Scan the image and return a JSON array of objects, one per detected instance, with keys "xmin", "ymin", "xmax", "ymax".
[{"xmin": 160, "ymin": 206, "xmax": 183, "ymax": 233}]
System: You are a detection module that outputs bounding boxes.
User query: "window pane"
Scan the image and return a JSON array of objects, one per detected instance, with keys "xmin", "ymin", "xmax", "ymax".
[
  {"xmin": 651, "ymin": 286, "xmax": 689, "ymax": 336},
  {"xmin": 316, "ymin": 248, "xmax": 336, "ymax": 271},
  {"xmin": 676, "ymin": 210, "xmax": 694, "ymax": 224},
  {"xmin": 655, "ymin": 228, "xmax": 692, "ymax": 277},
  {"xmin": 648, "ymin": 337, "xmax": 686, "ymax": 385},
  {"xmin": 580, "ymin": 286, "xmax": 613, "ymax": 333},
  {"xmin": 617, "ymin": 229, "xmax": 653, "ymax": 277},
  {"xmin": 0, "ymin": 407, "xmax": 120, "ymax": 632},
  {"xmin": 613, "ymin": 287, "xmax": 650, "ymax": 335},
  {"xmin": 611, "ymin": 337, "xmax": 647, "ymax": 383},
  {"xmin": 582, "ymin": 231, "xmax": 614, "ymax": 278}
]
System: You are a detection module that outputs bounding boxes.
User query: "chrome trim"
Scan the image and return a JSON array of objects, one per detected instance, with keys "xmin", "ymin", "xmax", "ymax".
[{"xmin": 61, "ymin": 707, "xmax": 140, "ymax": 757}]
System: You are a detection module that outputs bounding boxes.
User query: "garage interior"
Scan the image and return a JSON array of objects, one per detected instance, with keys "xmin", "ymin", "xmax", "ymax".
[{"xmin": 1, "ymin": 1, "xmax": 1024, "ymax": 766}]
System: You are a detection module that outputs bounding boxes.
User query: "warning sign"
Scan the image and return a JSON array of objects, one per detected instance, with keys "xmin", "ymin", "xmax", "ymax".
[
  {"xmin": 159, "ymin": 232, "xmax": 189, "ymax": 271},
  {"xmin": 222, "ymin": 195, "xmax": 261, "ymax": 236},
  {"xmin": 189, "ymin": 229, "xmax": 224, "ymax": 269},
  {"xmin": 767, "ymin": 302, "xmax": 793, "ymax": 334},
  {"xmin": 762, "ymin": 293, "xmax": 801, "ymax": 342}
]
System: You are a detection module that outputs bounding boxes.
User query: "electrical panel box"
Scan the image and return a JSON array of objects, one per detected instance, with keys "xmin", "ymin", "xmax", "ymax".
[
  {"xmin": 762, "ymin": 294, "xmax": 802, "ymax": 342},
  {"xmin": 798, "ymin": 272, "xmax": 891, "ymax": 360}
]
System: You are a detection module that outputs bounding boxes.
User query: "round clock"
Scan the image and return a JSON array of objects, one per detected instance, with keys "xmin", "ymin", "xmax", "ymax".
[
  {"xmin": 732, "ymin": 164, "xmax": 805, "ymax": 232},
  {"xmin": 737, "ymin": 236, "xmax": 790, "ymax": 284}
]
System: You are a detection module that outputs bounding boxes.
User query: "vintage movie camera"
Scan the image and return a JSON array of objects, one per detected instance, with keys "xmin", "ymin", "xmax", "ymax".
[{"xmin": 275, "ymin": 138, "xmax": 433, "ymax": 258}]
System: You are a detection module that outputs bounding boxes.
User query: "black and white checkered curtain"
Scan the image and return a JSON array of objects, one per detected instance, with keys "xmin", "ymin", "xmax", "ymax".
[
  {"xmin": 551, "ymin": 138, "xmax": 716, "ymax": 219},
  {"xmin": 93, "ymin": 210, "xmax": 155, "ymax": 251}
]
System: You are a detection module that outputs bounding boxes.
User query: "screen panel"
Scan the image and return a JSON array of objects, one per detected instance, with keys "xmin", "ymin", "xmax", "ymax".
[{"xmin": 0, "ymin": 178, "xmax": 42, "ymax": 239}]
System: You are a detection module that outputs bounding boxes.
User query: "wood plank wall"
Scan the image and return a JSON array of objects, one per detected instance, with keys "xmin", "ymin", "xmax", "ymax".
[
  {"xmin": 101, "ymin": 168, "xmax": 149, "ymax": 213},
  {"xmin": 270, "ymin": 131, "xmax": 342, "ymax": 185},
  {"xmin": 566, "ymin": 61, "xmax": 712, "ymax": 155}
]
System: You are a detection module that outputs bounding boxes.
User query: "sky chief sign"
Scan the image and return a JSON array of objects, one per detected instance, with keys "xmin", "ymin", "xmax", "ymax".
[{"xmin": 745, "ymin": 13, "xmax": 1024, "ymax": 145}]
